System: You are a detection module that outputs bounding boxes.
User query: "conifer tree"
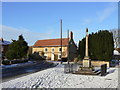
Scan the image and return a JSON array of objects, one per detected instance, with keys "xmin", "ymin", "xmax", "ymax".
[
  {"xmin": 78, "ymin": 30, "xmax": 114, "ymax": 61},
  {"xmin": 6, "ymin": 35, "xmax": 28, "ymax": 60}
]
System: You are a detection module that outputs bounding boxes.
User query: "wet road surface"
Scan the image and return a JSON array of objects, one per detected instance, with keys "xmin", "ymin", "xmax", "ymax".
[{"xmin": 1, "ymin": 61, "xmax": 56, "ymax": 82}]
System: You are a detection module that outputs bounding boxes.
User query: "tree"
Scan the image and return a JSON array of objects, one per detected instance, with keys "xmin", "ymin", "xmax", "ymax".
[
  {"xmin": 41, "ymin": 51, "xmax": 44, "ymax": 57},
  {"xmin": 6, "ymin": 35, "xmax": 29, "ymax": 60},
  {"xmin": 111, "ymin": 29, "xmax": 120, "ymax": 48},
  {"xmin": 78, "ymin": 37, "xmax": 85, "ymax": 60},
  {"xmin": 18, "ymin": 35, "xmax": 29, "ymax": 59},
  {"xmin": 78, "ymin": 30, "xmax": 114, "ymax": 61}
]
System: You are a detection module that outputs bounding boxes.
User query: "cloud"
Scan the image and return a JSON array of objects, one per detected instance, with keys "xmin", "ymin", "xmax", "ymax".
[
  {"xmin": 81, "ymin": 3, "xmax": 117, "ymax": 25},
  {"xmin": 82, "ymin": 19, "xmax": 93, "ymax": 25},
  {"xmin": 96, "ymin": 3, "xmax": 117, "ymax": 23},
  {"xmin": 0, "ymin": 25, "xmax": 51, "ymax": 45}
]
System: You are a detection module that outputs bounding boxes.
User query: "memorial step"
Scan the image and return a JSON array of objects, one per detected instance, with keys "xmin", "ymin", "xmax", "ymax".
[{"xmin": 96, "ymin": 71, "xmax": 101, "ymax": 75}]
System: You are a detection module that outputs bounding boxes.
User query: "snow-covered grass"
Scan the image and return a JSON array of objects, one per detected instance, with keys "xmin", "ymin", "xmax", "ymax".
[
  {"xmin": 1, "ymin": 61, "xmax": 34, "ymax": 69},
  {"xmin": 1, "ymin": 64, "xmax": 118, "ymax": 88}
]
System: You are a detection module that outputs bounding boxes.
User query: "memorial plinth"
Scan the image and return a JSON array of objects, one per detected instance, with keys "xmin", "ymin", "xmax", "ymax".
[{"xmin": 83, "ymin": 58, "xmax": 91, "ymax": 67}]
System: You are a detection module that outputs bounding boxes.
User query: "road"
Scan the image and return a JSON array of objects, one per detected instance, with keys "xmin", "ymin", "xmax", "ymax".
[{"xmin": 1, "ymin": 61, "xmax": 56, "ymax": 82}]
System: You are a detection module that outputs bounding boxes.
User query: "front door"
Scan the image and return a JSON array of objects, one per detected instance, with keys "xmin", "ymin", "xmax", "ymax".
[{"xmin": 51, "ymin": 53, "xmax": 54, "ymax": 60}]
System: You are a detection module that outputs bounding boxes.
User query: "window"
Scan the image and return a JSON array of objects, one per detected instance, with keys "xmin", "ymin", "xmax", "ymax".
[
  {"xmin": 58, "ymin": 54, "xmax": 61, "ymax": 59},
  {"xmin": 38, "ymin": 51, "xmax": 41, "ymax": 55},
  {"xmin": 52, "ymin": 48, "xmax": 54, "ymax": 52},
  {"xmin": 44, "ymin": 54, "xmax": 47, "ymax": 59},
  {"xmin": 59, "ymin": 48, "xmax": 62, "ymax": 51},
  {"xmin": 44, "ymin": 48, "xmax": 48, "ymax": 52}
]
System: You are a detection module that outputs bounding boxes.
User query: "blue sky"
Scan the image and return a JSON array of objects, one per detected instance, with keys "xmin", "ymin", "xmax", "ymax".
[{"xmin": 1, "ymin": 2, "xmax": 118, "ymax": 45}]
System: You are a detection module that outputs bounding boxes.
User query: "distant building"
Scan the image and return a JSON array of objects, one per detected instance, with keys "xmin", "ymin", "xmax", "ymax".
[
  {"xmin": 113, "ymin": 48, "xmax": 120, "ymax": 60},
  {"xmin": 0, "ymin": 38, "xmax": 11, "ymax": 60},
  {"xmin": 32, "ymin": 31, "xmax": 77, "ymax": 61}
]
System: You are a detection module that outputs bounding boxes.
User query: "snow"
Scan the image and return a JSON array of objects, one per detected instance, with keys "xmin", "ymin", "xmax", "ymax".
[
  {"xmin": 0, "ymin": 40, "xmax": 11, "ymax": 45},
  {"xmin": 1, "ymin": 61, "xmax": 34, "ymax": 69},
  {"xmin": 1, "ymin": 64, "xmax": 119, "ymax": 88},
  {"xmin": 114, "ymin": 50, "xmax": 120, "ymax": 55}
]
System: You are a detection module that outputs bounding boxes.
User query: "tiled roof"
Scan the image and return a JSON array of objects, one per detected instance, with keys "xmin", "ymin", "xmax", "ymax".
[{"xmin": 33, "ymin": 38, "xmax": 69, "ymax": 47}]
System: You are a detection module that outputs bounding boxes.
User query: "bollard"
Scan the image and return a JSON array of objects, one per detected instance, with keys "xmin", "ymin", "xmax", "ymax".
[
  {"xmin": 101, "ymin": 64, "xmax": 107, "ymax": 76},
  {"xmin": 64, "ymin": 64, "xmax": 70, "ymax": 73}
]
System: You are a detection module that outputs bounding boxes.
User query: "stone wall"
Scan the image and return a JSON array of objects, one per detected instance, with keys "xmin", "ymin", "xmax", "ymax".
[{"xmin": 91, "ymin": 61, "xmax": 110, "ymax": 67}]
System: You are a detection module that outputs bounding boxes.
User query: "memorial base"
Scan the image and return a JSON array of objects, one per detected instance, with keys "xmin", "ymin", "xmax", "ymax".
[{"xmin": 83, "ymin": 56, "xmax": 91, "ymax": 67}]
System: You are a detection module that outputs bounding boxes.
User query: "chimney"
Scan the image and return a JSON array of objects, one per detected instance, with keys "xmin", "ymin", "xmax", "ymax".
[
  {"xmin": 0, "ymin": 38, "xmax": 3, "ymax": 42},
  {"xmin": 86, "ymin": 28, "xmax": 88, "ymax": 32},
  {"xmin": 70, "ymin": 31, "xmax": 73, "ymax": 40},
  {"xmin": 86, "ymin": 28, "xmax": 88, "ymax": 35}
]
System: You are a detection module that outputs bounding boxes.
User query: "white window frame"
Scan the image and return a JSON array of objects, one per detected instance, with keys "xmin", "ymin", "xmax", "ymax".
[
  {"xmin": 58, "ymin": 47, "xmax": 62, "ymax": 52},
  {"xmin": 44, "ymin": 54, "xmax": 47, "ymax": 58},
  {"xmin": 52, "ymin": 48, "xmax": 54, "ymax": 52},
  {"xmin": 38, "ymin": 51, "xmax": 41, "ymax": 55},
  {"xmin": 44, "ymin": 48, "xmax": 48, "ymax": 52},
  {"xmin": 58, "ymin": 54, "xmax": 61, "ymax": 59}
]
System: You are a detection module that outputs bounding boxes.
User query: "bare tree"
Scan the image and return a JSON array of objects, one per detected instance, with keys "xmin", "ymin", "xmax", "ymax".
[{"xmin": 111, "ymin": 29, "xmax": 120, "ymax": 48}]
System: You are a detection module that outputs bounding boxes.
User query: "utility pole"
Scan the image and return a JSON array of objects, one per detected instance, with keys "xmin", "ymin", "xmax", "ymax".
[
  {"xmin": 60, "ymin": 19, "xmax": 62, "ymax": 64},
  {"xmin": 67, "ymin": 29, "xmax": 69, "ymax": 64}
]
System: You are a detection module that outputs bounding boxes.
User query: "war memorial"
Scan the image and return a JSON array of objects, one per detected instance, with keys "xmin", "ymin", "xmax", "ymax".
[{"xmin": 64, "ymin": 28, "xmax": 108, "ymax": 76}]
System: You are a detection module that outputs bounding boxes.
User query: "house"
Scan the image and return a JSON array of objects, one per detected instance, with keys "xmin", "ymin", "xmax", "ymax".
[
  {"xmin": 0, "ymin": 38, "xmax": 11, "ymax": 59},
  {"xmin": 113, "ymin": 48, "xmax": 120, "ymax": 60},
  {"xmin": 32, "ymin": 31, "xmax": 77, "ymax": 61}
]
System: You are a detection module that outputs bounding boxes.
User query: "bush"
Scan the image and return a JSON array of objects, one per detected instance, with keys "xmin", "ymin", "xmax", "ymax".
[
  {"xmin": 29, "ymin": 52, "xmax": 45, "ymax": 60},
  {"xmin": 2, "ymin": 59, "xmax": 28, "ymax": 65},
  {"xmin": 62, "ymin": 58, "xmax": 67, "ymax": 62},
  {"xmin": 5, "ymin": 35, "xmax": 29, "ymax": 60},
  {"xmin": 2, "ymin": 60, "xmax": 11, "ymax": 65},
  {"xmin": 11, "ymin": 59, "xmax": 28, "ymax": 64},
  {"xmin": 41, "ymin": 51, "xmax": 44, "ymax": 57}
]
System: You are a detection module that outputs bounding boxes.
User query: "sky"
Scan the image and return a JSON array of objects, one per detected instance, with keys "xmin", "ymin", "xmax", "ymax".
[{"xmin": 1, "ymin": 2, "xmax": 118, "ymax": 45}]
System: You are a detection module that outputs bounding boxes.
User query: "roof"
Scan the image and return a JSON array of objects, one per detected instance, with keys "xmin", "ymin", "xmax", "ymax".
[
  {"xmin": 114, "ymin": 50, "xmax": 120, "ymax": 55},
  {"xmin": 0, "ymin": 38, "xmax": 11, "ymax": 45},
  {"xmin": 33, "ymin": 38, "xmax": 69, "ymax": 47},
  {"xmin": 115, "ymin": 48, "xmax": 120, "ymax": 51}
]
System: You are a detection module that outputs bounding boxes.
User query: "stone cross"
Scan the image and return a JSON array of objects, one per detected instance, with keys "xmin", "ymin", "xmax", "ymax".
[
  {"xmin": 83, "ymin": 28, "xmax": 91, "ymax": 67},
  {"xmin": 85, "ymin": 28, "xmax": 89, "ymax": 57}
]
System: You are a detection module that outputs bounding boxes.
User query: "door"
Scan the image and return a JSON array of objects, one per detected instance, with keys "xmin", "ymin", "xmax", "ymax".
[{"xmin": 51, "ymin": 53, "xmax": 54, "ymax": 60}]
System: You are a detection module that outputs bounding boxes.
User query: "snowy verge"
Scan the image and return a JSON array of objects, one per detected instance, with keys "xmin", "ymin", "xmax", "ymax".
[
  {"xmin": 1, "ymin": 61, "xmax": 34, "ymax": 69},
  {"xmin": 1, "ymin": 64, "xmax": 119, "ymax": 88}
]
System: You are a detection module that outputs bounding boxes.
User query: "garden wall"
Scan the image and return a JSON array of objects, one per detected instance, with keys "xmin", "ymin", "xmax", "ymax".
[{"xmin": 91, "ymin": 61, "xmax": 110, "ymax": 67}]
